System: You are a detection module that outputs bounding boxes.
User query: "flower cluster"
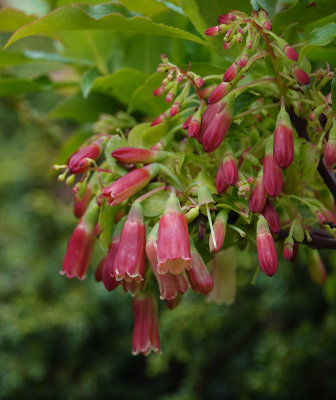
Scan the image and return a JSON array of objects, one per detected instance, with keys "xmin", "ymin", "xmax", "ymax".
[{"xmin": 53, "ymin": 8, "xmax": 335, "ymax": 355}]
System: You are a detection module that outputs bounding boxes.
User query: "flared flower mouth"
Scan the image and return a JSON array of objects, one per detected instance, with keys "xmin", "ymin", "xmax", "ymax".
[{"xmin": 157, "ymin": 256, "xmax": 191, "ymax": 275}]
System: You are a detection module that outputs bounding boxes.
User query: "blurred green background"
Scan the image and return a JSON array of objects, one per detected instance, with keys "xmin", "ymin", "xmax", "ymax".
[{"xmin": 1, "ymin": 0, "xmax": 336, "ymax": 399}]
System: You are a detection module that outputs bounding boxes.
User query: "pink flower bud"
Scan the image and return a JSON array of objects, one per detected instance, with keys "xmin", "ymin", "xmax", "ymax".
[
  {"xmin": 292, "ymin": 67, "xmax": 310, "ymax": 85},
  {"xmin": 146, "ymin": 225, "xmax": 188, "ymax": 300},
  {"xmin": 205, "ymin": 25, "xmax": 223, "ymax": 36},
  {"xmin": 182, "ymin": 115, "xmax": 192, "ymax": 130},
  {"xmin": 261, "ymin": 200, "xmax": 280, "ymax": 234},
  {"xmin": 169, "ymin": 101, "xmax": 181, "ymax": 117},
  {"xmin": 199, "ymin": 97, "xmax": 234, "ymax": 152},
  {"xmin": 153, "ymin": 85, "xmax": 165, "ymax": 96},
  {"xmin": 73, "ymin": 185, "xmax": 92, "ymax": 218},
  {"xmin": 249, "ymin": 174, "xmax": 267, "ymax": 213},
  {"xmin": 195, "ymin": 76, "xmax": 204, "ymax": 87},
  {"xmin": 239, "ymin": 54, "xmax": 248, "ymax": 68},
  {"xmin": 67, "ymin": 138, "xmax": 105, "ymax": 174},
  {"xmin": 98, "ymin": 164, "xmax": 159, "ymax": 206},
  {"xmin": 132, "ymin": 295, "xmax": 160, "ymax": 356},
  {"xmin": 113, "ymin": 202, "xmax": 146, "ymax": 282},
  {"xmin": 283, "ymin": 44, "xmax": 298, "ymax": 61},
  {"xmin": 112, "ymin": 147, "xmax": 165, "ymax": 164},
  {"xmin": 209, "ymin": 209, "xmax": 228, "ymax": 253},
  {"xmin": 283, "ymin": 237, "xmax": 294, "ymax": 261},
  {"xmin": 208, "ymin": 82, "xmax": 231, "ymax": 104},
  {"xmin": 157, "ymin": 191, "xmax": 191, "ymax": 275},
  {"xmin": 263, "ymin": 21, "xmax": 272, "ymax": 30},
  {"xmin": 256, "ymin": 216, "xmax": 278, "ymax": 277},
  {"xmin": 188, "ymin": 117, "xmax": 201, "ymax": 138},
  {"xmin": 263, "ymin": 154, "xmax": 283, "ymax": 197},
  {"xmin": 223, "ymin": 153, "xmax": 238, "ymax": 185},
  {"xmin": 216, "ymin": 161, "xmax": 229, "ymax": 194},
  {"xmin": 223, "ymin": 62, "xmax": 239, "ymax": 82},
  {"xmin": 61, "ymin": 202, "xmax": 99, "ymax": 279},
  {"xmin": 273, "ymin": 125, "xmax": 294, "ymax": 169},
  {"xmin": 151, "ymin": 112, "xmax": 167, "ymax": 127},
  {"xmin": 187, "ymin": 245, "xmax": 214, "ymax": 294},
  {"xmin": 217, "ymin": 13, "xmax": 235, "ymax": 24}
]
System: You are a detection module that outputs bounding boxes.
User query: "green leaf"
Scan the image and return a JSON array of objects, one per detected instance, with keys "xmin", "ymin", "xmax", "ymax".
[
  {"xmin": 0, "ymin": 7, "xmax": 36, "ymax": 32},
  {"xmin": 142, "ymin": 122, "xmax": 169, "ymax": 148},
  {"xmin": 81, "ymin": 68, "xmax": 101, "ymax": 99},
  {"xmin": 0, "ymin": 76, "xmax": 51, "ymax": 96},
  {"xmin": 98, "ymin": 202, "xmax": 118, "ymax": 250},
  {"xmin": 180, "ymin": 0, "xmax": 251, "ymax": 54},
  {"xmin": 90, "ymin": 68, "xmax": 147, "ymax": 103},
  {"xmin": 142, "ymin": 190, "xmax": 170, "ymax": 217},
  {"xmin": 255, "ymin": 0, "xmax": 277, "ymax": 18},
  {"xmin": 104, "ymin": 135, "xmax": 128, "ymax": 172},
  {"xmin": 49, "ymin": 92, "xmax": 120, "ymax": 123},
  {"xmin": 300, "ymin": 23, "xmax": 336, "ymax": 60},
  {"xmin": 332, "ymin": 69, "xmax": 336, "ymax": 114},
  {"xmin": 119, "ymin": 0, "xmax": 170, "ymax": 17},
  {"xmin": 4, "ymin": 3, "xmax": 208, "ymax": 50},
  {"xmin": 128, "ymin": 122, "xmax": 151, "ymax": 147}
]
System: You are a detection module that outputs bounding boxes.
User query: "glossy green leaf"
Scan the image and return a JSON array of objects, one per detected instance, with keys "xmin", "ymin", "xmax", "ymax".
[
  {"xmin": 4, "ymin": 3, "xmax": 208, "ymax": 50},
  {"xmin": 300, "ymin": 23, "xmax": 336, "ymax": 60},
  {"xmin": 0, "ymin": 76, "xmax": 51, "ymax": 96},
  {"xmin": 332, "ymin": 68, "xmax": 336, "ymax": 114},
  {"xmin": 81, "ymin": 68, "xmax": 101, "ymax": 99},
  {"xmin": 91, "ymin": 68, "xmax": 147, "ymax": 103},
  {"xmin": 49, "ymin": 92, "xmax": 120, "ymax": 123},
  {"xmin": 0, "ymin": 7, "xmax": 36, "ymax": 32},
  {"xmin": 128, "ymin": 122, "xmax": 151, "ymax": 147},
  {"xmin": 142, "ymin": 122, "xmax": 169, "ymax": 148},
  {"xmin": 119, "ymin": 0, "xmax": 170, "ymax": 17},
  {"xmin": 142, "ymin": 190, "xmax": 170, "ymax": 217}
]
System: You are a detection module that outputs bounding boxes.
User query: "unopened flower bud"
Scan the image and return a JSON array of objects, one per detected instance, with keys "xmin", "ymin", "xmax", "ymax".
[
  {"xmin": 223, "ymin": 62, "xmax": 239, "ymax": 82},
  {"xmin": 151, "ymin": 112, "xmax": 168, "ymax": 127},
  {"xmin": 209, "ymin": 209, "xmax": 228, "ymax": 253},
  {"xmin": 112, "ymin": 147, "xmax": 166, "ymax": 164},
  {"xmin": 263, "ymin": 154, "xmax": 283, "ymax": 197},
  {"xmin": 205, "ymin": 25, "xmax": 223, "ymax": 36},
  {"xmin": 216, "ymin": 161, "xmax": 229, "ymax": 194},
  {"xmin": 324, "ymin": 120, "xmax": 336, "ymax": 168},
  {"xmin": 169, "ymin": 101, "xmax": 181, "ymax": 117},
  {"xmin": 67, "ymin": 137, "xmax": 106, "ymax": 174},
  {"xmin": 283, "ymin": 44, "xmax": 298, "ymax": 61},
  {"xmin": 223, "ymin": 153, "xmax": 238, "ymax": 185},
  {"xmin": 283, "ymin": 236, "xmax": 294, "ymax": 260},
  {"xmin": 187, "ymin": 241, "xmax": 214, "ymax": 294},
  {"xmin": 292, "ymin": 67, "xmax": 310, "ymax": 85},
  {"xmin": 153, "ymin": 85, "xmax": 165, "ymax": 96},
  {"xmin": 261, "ymin": 200, "xmax": 280, "ymax": 234},
  {"xmin": 274, "ymin": 107, "xmax": 294, "ymax": 169},
  {"xmin": 208, "ymin": 82, "xmax": 231, "ymax": 104},
  {"xmin": 249, "ymin": 172, "xmax": 266, "ymax": 213},
  {"xmin": 256, "ymin": 215, "xmax": 278, "ymax": 277}
]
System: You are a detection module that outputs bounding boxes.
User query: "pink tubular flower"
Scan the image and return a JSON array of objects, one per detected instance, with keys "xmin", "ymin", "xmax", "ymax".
[
  {"xmin": 284, "ymin": 44, "xmax": 298, "ymax": 61},
  {"xmin": 146, "ymin": 224, "xmax": 188, "ymax": 300},
  {"xmin": 216, "ymin": 161, "xmax": 229, "ymax": 194},
  {"xmin": 223, "ymin": 153, "xmax": 238, "ymax": 185},
  {"xmin": 249, "ymin": 173, "xmax": 267, "ymax": 213},
  {"xmin": 113, "ymin": 202, "xmax": 146, "ymax": 282},
  {"xmin": 198, "ymin": 96, "xmax": 234, "ymax": 152},
  {"xmin": 325, "ymin": 121, "xmax": 336, "ymax": 167},
  {"xmin": 263, "ymin": 153, "xmax": 283, "ymax": 197},
  {"xmin": 292, "ymin": 67, "xmax": 310, "ymax": 85},
  {"xmin": 132, "ymin": 295, "xmax": 160, "ymax": 356},
  {"xmin": 98, "ymin": 164, "xmax": 159, "ymax": 206},
  {"xmin": 170, "ymin": 101, "xmax": 181, "ymax": 117},
  {"xmin": 223, "ymin": 62, "xmax": 239, "ymax": 82},
  {"xmin": 208, "ymin": 82, "xmax": 231, "ymax": 104},
  {"xmin": 67, "ymin": 137, "xmax": 106, "ymax": 174},
  {"xmin": 157, "ymin": 190, "xmax": 191, "ymax": 275},
  {"xmin": 256, "ymin": 216, "xmax": 278, "ymax": 277},
  {"xmin": 209, "ymin": 209, "xmax": 228, "ymax": 253},
  {"xmin": 205, "ymin": 25, "xmax": 223, "ymax": 36},
  {"xmin": 73, "ymin": 185, "xmax": 92, "ymax": 218},
  {"xmin": 188, "ymin": 116, "xmax": 201, "ymax": 138},
  {"xmin": 274, "ymin": 125, "xmax": 294, "ymax": 169},
  {"xmin": 61, "ymin": 201, "xmax": 99, "ymax": 279},
  {"xmin": 261, "ymin": 200, "xmax": 280, "ymax": 234},
  {"xmin": 111, "ymin": 147, "xmax": 166, "ymax": 164},
  {"xmin": 187, "ymin": 244, "xmax": 214, "ymax": 294}
]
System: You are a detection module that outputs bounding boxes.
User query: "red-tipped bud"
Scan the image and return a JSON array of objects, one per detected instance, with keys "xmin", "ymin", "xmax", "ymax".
[
  {"xmin": 205, "ymin": 25, "xmax": 223, "ymax": 36},
  {"xmin": 217, "ymin": 13, "xmax": 235, "ymax": 24},
  {"xmin": 223, "ymin": 62, "xmax": 239, "ymax": 82},
  {"xmin": 195, "ymin": 76, "xmax": 204, "ymax": 87},
  {"xmin": 187, "ymin": 245, "xmax": 214, "ymax": 294},
  {"xmin": 113, "ymin": 202, "xmax": 146, "ymax": 282},
  {"xmin": 157, "ymin": 191, "xmax": 191, "ymax": 275},
  {"xmin": 209, "ymin": 209, "xmax": 228, "ymax": 253},
  {"xmin": 249, "ymin": 173, "xmax": 267, "ymax": 213},
  {"xmin": 208, "ymin": 82, "xmax": 231, "ymax": 104},
  {"xmin": 153, "ymin": 85, "xmax": 165, "ymax": 96},
  {"xmin": 324, "ymin": 121, "xmax": 336, "ymax": 168},
  {"xmin": 188, "ymin": 118, "xmax": 201, "ymax": 138},
  {"xmin": 263, "ymin": 21, "xmax": 272, "ymax": 30},
  {"xmin": 283, "ymin": 236, "xmax": 294, "ymax": 261},
  {"xmin": 132, "ymin": 295, "xmax": 160, "ymax": 356},
  {"xmin": 307, "ymin": 249, "xmax": 327, "ymax": 285},
  {"xmin": 112, "ymin": 147, "xmax": 165, "ymax": 164},
  {"xmin": 263, "ymin": 154, "xmax": 283, "ymax": 196},
  {"xmin": 273, "ymin": 107, "xmax": 294, "ymax": 169},
  {"xmin": 61, "ymin": 202, "xmax": 99, "ymax": 279},
  {"xmin": 98, "ymin": 164, "xmax": 159, "ymax": 206},
  {"xmin": 239, "ymin": 54, "xmax": 248, "ymax": 68},
  {"xmin": 165, "ymin": 91, "xmax": 174, "ymax": 103},
  {"xmin": 73, "ymin": 185, "xmax": 92, "ymax": 218},
  {"xmin": 151, "ymin": 112, "xmax": 167, "ymax": 127},
  {"xmin": 261, "ymin": 200, "xmax": 280, "ymax": 234},
  {"xmin": 182, "ymin": 115, "xmax": 192, "ymax": 130},
  {"xmin": 292, "ymin": 67, "xmax": 310, "ymax": 85},
  {"xmin": 256, "ymin": 216, "xmax": 278, "ymax": 277},
  {"xmin": 67, "ymin": 138, "xmax": 105, "ymax": 174},
  {"xmin": 216, "ymin": 162, "xmax": 229, "ymax": 194},
  {"xmin": 223, "ymin": 153, "xmax": 238, "ymax": 185},
  {"xmin": 283, "ymin": 44, "xmax": 298, "ymax": 61},
  {"xmin": 169, "ymin": 101, "xmax": 181, "ymax": 117},
  {"xmin": 199, "ymin": 96, "xmax": 234, "ymax": 152}
]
